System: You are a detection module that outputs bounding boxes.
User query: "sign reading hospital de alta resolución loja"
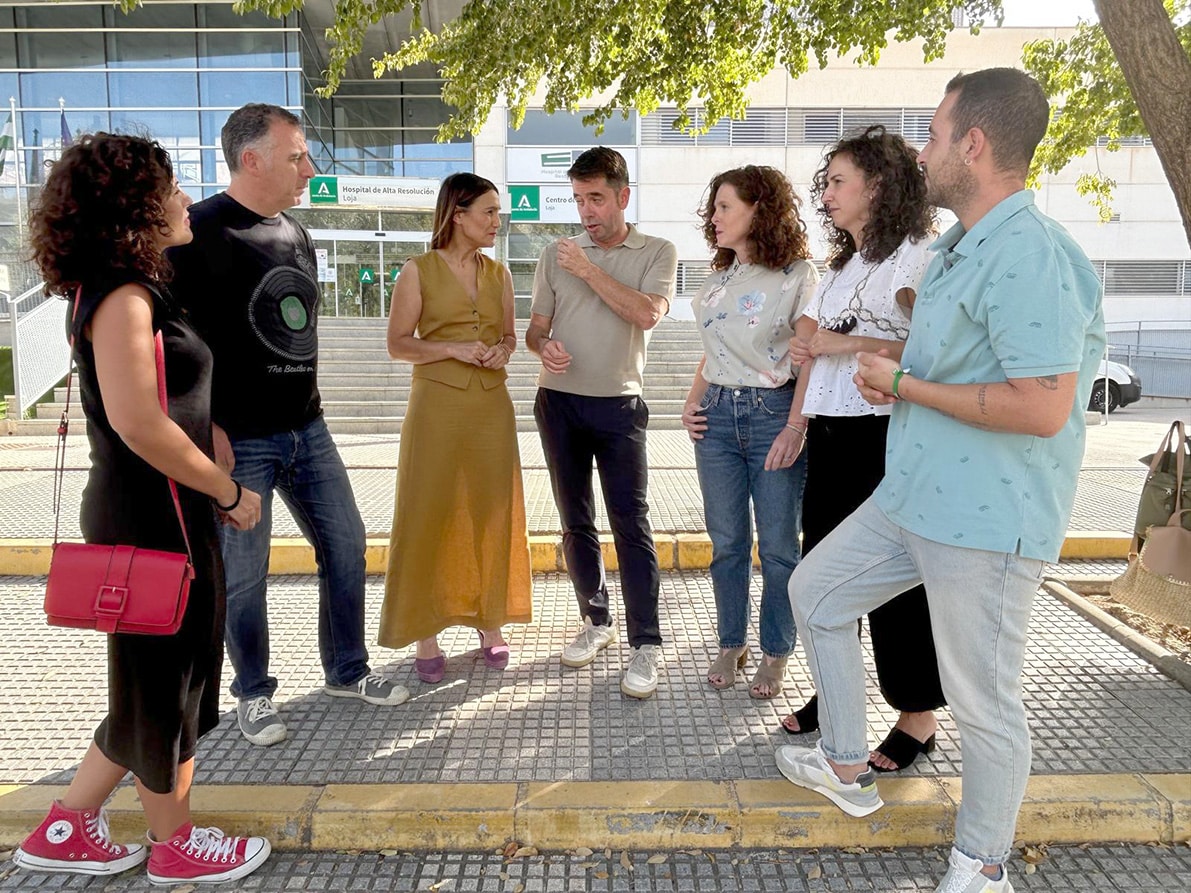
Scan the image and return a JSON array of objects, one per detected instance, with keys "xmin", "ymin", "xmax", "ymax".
[{"xmin": 308, "ymin": 175, "xmax": 440, "ymax": 209}]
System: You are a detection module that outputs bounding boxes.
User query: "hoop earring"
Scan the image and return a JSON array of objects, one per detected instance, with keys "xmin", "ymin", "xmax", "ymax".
[{"xmin": 963, "ymin": 158, "xmax": 972, "ymax": 167}]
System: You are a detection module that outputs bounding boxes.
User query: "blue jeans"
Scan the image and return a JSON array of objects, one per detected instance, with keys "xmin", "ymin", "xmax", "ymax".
[
  {"xmin": 221, "ymin": 416, "xmax": 370, "ymax": 699},
  {"xmin": 695, "ymin": 384, "xmax": 805, "ymax": 658},
  {"xmin": 788, "ymin": 496, "xmax": 1043, "ymax": 866}
]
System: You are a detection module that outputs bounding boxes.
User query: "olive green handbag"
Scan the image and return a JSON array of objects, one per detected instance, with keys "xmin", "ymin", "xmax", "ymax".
[{"xmin": 1133, "ymin": 420, "xmax": 1191, "ymax": 542}]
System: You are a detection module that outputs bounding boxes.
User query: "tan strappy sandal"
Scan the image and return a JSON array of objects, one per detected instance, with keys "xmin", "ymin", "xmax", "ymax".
[
  {"xmin": 706, "ymin": 646, "xmax": 748, "ymax": 690},
  {"xmin": 748, "ymin": 656, "xmax": 788, "ymax": 699}
]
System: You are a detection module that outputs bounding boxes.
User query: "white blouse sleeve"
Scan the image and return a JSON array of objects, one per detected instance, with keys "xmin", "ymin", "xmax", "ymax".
[
  {"xmin": 785, "ymin": 261, "xmax": 821, "ymax": 326},
  {"xmin": 892, "ymin": 237, "xmax": 933, "ymax": 296}
]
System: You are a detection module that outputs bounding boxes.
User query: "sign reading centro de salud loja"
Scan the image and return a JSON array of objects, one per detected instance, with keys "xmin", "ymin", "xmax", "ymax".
[
  {"xmin": 508, "ymin": 184, "xmax": 639, "ymax": 223},
  {"xmin": 309, "ymin": 175, "xmax": 440, "ymax": 209}
]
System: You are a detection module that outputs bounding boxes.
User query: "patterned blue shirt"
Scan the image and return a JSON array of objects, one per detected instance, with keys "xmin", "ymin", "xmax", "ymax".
[{"xmin": 874, "ymin": 191, "xmax": 1106, "ymax": 562}]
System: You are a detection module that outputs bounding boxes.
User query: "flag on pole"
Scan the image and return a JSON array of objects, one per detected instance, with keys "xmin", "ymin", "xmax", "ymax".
[
  {"xmin": 0, "ymin": 112, "xmax": 14, "ymax": 182},
  {"xmin": 60, "ymin": 109, "xmax": 72, "ymax": 147}
]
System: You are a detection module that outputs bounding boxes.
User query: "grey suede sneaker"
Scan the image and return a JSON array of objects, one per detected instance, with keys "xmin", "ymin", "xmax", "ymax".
[
  {"xmin": 236, "ymin": 696, "xmax": 287, "ymax": 747},
  {"xmin": 324, "ymin": 673, "xmax": 410, "ymax": 706}
]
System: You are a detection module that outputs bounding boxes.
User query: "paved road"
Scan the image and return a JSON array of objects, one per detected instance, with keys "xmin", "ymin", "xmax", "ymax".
[{"xmin": 2, "ymin": 844, "xmax": 1189, "ymax": 891}]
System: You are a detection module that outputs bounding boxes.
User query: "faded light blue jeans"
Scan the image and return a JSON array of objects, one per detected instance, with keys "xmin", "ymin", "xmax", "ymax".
[
  {"xmin": 695, "ymin": 383, "xmax": 805, "ymax": 658},
  {"xmin": 221, "ymin": 416, "xmax": 371, "ymax": 700},
  {"xmin": 788, "ymin": 496, "xmax": 1043, "ymax": 866}
]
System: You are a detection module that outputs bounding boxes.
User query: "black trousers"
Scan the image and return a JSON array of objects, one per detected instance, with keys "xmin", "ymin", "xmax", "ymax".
[
  {"xmin": 534, "ymin": 388, "xmax": 661, "ymax": 647},
  {"xmin": 802, "ymin": 414, "xmax": 946, "ymax": 713}
]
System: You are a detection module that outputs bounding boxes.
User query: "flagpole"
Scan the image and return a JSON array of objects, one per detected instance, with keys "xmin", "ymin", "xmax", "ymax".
[{"xmin": 10, "ymin": 96, "xmax": 21, "ymax": 241}]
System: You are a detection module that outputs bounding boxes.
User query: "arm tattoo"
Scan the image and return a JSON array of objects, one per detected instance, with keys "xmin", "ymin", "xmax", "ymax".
[
  {"xmin": 1036, "ymin": 375, "xmax": 1059, "ymax": 391},
  {"xmin": 977, "ymin": 385, "xmax": 989, "ymax": 417}
]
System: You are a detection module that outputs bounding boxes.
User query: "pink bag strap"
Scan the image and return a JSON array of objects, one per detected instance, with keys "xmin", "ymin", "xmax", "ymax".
[{"xmin": 55, "ymin": 285, "xmax": 194, "ymax": 563}]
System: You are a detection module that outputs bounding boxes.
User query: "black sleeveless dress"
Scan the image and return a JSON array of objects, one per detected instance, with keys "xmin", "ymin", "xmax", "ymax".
[{"xmin": 69, "ymin": 281, "xmax": 224, "ymax": 794}]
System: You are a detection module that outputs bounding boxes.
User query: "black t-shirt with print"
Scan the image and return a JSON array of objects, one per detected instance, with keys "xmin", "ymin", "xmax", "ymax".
[{"xmin": 167, "ymin": 192, "xmax": 322, "ymax": 438}]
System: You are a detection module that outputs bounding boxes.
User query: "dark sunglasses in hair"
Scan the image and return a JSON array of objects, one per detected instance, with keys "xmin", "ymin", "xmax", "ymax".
[{"xmin": 825, "ymin": 316, "xmax": 857, "ymax": 335}]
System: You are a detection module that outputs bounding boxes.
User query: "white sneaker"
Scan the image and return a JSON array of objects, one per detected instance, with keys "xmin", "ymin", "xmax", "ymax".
[
  {"xmin": 560, "ymin": 618, "xmax": 617, "ymax": 668},
  {"xmin": 775, "ymin": 741, "xmax": 884, "ymax": 818},
  {"xmin": 620, "ymin": 644, "xmax": 660, "ymax": 699},
  {"xmin": 934, "ymin": 847, "xmax": 1014, "ymax": 893}
]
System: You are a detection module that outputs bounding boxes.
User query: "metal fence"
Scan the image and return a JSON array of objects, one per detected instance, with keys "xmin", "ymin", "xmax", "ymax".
[
  {"xmin": 5, "ymin": 281, "xmax": 69, "ymax": 416},
  {"xmin": 1106, "ymin": 321, "xmax": 1191, "ymax": 400}
]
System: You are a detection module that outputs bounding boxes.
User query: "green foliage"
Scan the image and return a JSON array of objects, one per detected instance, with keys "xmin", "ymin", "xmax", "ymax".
[
  {"xmin": 230, "ymin": 0, "xmax": 1002, "ymax": 140},
  {"xmin": 1022, "ymin": 0, "xmax": 1191, "ymax": 221}
]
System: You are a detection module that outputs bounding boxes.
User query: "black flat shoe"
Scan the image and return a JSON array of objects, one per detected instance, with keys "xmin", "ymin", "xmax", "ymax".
[
  {"xmin": 779, "ymin": 694, "xmax": 820, "ymax": 734},
  {"xmin": 869, "ymin": 727, "xmax": 936, "ymax": 773}
]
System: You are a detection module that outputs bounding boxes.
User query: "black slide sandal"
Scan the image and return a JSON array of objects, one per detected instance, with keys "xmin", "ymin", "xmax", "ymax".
[{"xmin": 870, "ymin": 728, "xmax": 936, "ymax": 773}]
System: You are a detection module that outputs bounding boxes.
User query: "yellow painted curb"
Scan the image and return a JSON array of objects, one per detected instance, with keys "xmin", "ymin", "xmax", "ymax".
[
  {"xmin": 1, "ymin": 774, "xmax": 1186, "ymax": 852},
  {"xmin": 1058, "ymin": 532, "xmax": 1131, "ymax": 559},
  {"xmin": 0, "ymin": 531, "xmax": 1132, "ymax": 577},
  {"xmin": 313, "ymin": 784, "xmax": 517, "ymax": 851},
  {"xmin": 517, "ymin": 781, "xmax": 736, "ymax": 850}
]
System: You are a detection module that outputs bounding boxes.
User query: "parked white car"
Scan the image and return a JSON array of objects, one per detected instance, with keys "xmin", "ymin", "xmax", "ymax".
[{"xmin": 1088, "ymin": 359, "xmax": 1142, "ymax": 413}]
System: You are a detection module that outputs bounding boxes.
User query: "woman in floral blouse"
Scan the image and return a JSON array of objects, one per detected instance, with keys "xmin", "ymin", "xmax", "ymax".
[{"xmin": 682, "ymin": 166, "xmax": 819, "ymax": 699}]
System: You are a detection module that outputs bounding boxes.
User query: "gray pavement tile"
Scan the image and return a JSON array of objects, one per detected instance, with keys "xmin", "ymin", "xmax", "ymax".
[
  {"xmin": 0, "ymin": 462, "xmax": 1145, "ymax": 538},
  {"xmin": 0, "ymin": 571, "xmax": 1188, "ymax": 787},
  {"xmin": 3, "ymin": 845, "xmax": 1191, "ymax": 891}
]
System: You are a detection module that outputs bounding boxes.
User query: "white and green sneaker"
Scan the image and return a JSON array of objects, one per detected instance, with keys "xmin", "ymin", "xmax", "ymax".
[{"xmin": 774, "ymin": 741, "xmax": 884, "ymax": 817}]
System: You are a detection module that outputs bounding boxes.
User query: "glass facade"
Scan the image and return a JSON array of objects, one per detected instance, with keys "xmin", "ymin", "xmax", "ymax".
[{"xmin": 0, "ymin": 0, "xmax": 472, "ymax": 239}]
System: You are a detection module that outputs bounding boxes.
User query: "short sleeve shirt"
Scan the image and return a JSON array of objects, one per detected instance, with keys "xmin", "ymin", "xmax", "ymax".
[
  {"xmin": 531, "ymin": 225, "xmax": 678, "ymax": 397},
  {"xmin": 801, "ymin": 236, "xmax": 932, "ymax": 417},
  {"xmin": 696, "ymin": 259, "xmax": 818, "ymax": 388},
  {"xmin": 874, "ymin": 191, "xmax": 1106, "ymax": 562}
]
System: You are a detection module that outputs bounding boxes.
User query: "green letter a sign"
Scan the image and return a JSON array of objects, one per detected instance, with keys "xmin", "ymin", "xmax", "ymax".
[
  {"xmin": 310, "ymin": 176, "xmax": 338, "ymax": 204},
  {"xmin": 509, "ymin": 185, "xmax": 540, "ymax": 221}
]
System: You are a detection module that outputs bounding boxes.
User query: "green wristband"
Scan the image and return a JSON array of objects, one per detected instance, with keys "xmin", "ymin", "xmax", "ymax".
[{"xmin": 891, "ymin": 368, "xmax": 907, "ymax": 399}]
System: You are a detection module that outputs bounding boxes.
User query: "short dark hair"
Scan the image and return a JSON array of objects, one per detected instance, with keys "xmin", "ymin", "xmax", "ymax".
[
  {"xmin": 567, "ymin": 147, "xmax": 629, "ymax": 191},
  {"xmin": 812, "ymin": 125, "xmax": 935, "ymax": 271},
  {"xmin": 699, "ymin": 166, "xmax": 810, "ymax": 271},
  {"xmin": 30, "ymin": 132, "xmax": 176, "ymax": 295},
  {"xmin": 945, "ymin": 68, "xmax": 1049, "ymax": 174},
  {"xmin": 222, "ymin": 103, "xmax": 301, "ymax": 174},
  {"xmin": 431, "ymin": 172, "xmax": 499, "ymax": 249}
]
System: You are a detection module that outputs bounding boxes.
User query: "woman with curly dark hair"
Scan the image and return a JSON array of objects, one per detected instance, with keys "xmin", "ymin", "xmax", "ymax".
[
  {"xmin": 13, "ymin": 133, "xmax": 271, "ymax": 884},
  {"xmin": 779, "ymin": 125, "xmax": 946, "ymax": 774},
  {"xmin": 682, "ymin": 166, "xmax": 819, "ymax": 699}
]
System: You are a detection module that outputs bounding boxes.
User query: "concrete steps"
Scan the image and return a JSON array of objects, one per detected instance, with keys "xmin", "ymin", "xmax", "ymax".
[{"xmin": 25, "ymin": 317, "xmax": 705, "ymax": 435}]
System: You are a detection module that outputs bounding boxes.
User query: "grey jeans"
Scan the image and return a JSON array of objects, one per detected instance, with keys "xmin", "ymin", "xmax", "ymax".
[{"xmin": 787, "ymin": 496, "xmax": 1044, "ymax": 865}]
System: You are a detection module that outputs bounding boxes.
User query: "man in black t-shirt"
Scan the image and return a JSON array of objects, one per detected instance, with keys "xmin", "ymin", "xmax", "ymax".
[{"xmin": 169, "ymin": 104, "xmax": 408, "ymax": 747}]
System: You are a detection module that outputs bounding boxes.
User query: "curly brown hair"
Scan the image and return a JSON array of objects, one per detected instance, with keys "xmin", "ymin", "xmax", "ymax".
[
  {"xmin": 812, "ymin": 125, "xmax": 935, "ymax": 271},
  {"xmin": 29, "ymin": 132, "xmax": 176, "ymax": 295},
  {"xmin": 699, "ymin": 166, "xmax": 810, "ymax": 271}
]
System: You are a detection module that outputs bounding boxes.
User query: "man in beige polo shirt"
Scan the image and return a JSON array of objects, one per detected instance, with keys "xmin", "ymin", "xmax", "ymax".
[{"xmin": 526, "ymin": 147, "xmax": 678, "ymax": 699}]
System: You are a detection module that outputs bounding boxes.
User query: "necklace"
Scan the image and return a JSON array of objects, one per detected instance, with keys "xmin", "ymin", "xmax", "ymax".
[{"xmin": 820, "ymin": 251, "xmax": 910, "ymax": 341}]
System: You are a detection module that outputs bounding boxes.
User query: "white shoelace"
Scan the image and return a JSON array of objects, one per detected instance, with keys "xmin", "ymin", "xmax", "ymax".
[
  {"xmin": 357, "ymin": 673, "xmax": 387, "ymax": 692},
  {"xmin": 243, "ymin": 696, "xmax": 278, "ymax": 724},
  {"xmin": 181, "ymin": 826, "xmax": 240, "ymax": 863},
  {"xmin": 572, "ymin": 626, "xmax": 600, "ymax": 650},
  {"xmin": 84, "ymin": 808, "xmax": 116, "ymax": 852}
]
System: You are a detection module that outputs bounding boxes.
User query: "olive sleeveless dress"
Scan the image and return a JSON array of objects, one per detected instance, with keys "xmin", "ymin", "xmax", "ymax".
[
  {"xmin": 69, "ymin": 281, "xmax": 224, "ymax": 794},
  {"xmin": 378, "ymin": 252, "xmax": 532, "ymax": 648}
]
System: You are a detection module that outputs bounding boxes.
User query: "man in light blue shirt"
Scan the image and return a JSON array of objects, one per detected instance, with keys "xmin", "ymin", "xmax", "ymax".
[{"xmin": 776, "ymin": 69, "xmax": 1105, "ymax": 893}]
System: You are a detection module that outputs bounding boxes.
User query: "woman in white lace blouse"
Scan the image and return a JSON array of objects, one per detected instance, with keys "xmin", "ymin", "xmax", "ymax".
[{"xmin": 781, "ymin": 126, "xmax": 946, "ymax": 774}]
